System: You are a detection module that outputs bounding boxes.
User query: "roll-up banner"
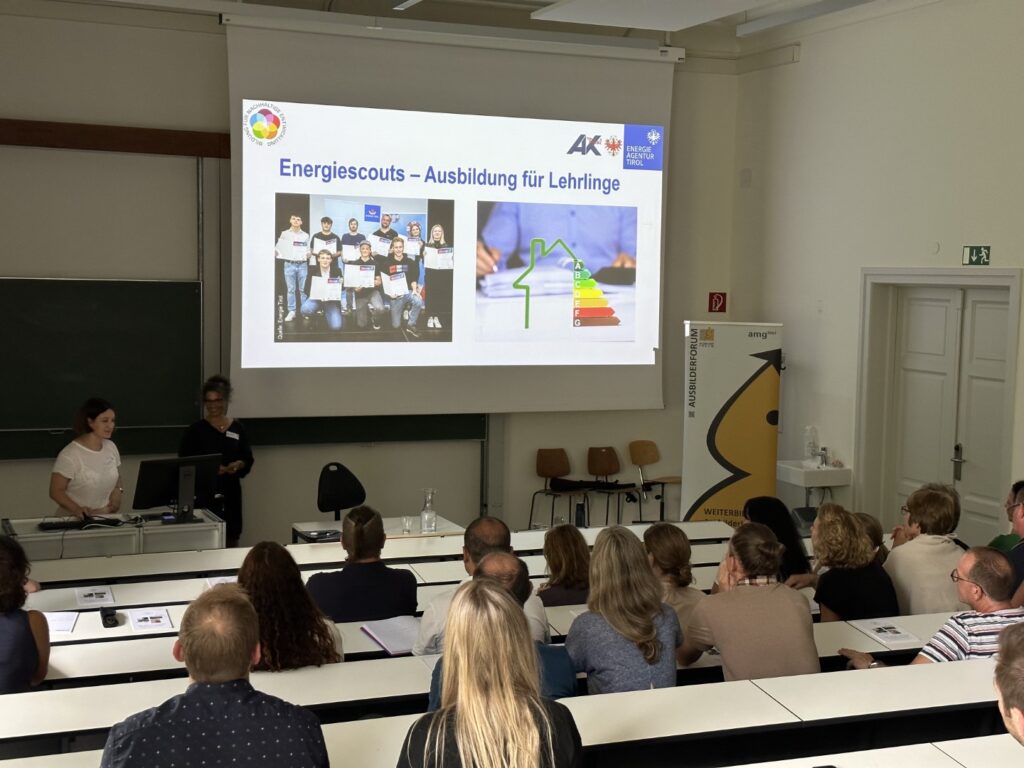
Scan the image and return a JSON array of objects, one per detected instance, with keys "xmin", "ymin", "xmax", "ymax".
[{"xmin": 681, "ymin": 322, "xmax": 783, "ymax": 525}]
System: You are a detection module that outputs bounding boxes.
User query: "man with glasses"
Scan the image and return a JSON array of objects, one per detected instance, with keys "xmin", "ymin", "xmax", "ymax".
[
  {"xmin": 840, "ymin": 547, "xmax": 1024, "ymax": 668},
  {"xmin": 883, "ymin": 487, "xmax": 966, "ymax": 614}
]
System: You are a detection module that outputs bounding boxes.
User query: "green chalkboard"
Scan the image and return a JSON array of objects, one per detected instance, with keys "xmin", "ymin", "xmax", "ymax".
[{"xmin": 0, "ymin": 278, "xmax": 202, "ymax": 458}]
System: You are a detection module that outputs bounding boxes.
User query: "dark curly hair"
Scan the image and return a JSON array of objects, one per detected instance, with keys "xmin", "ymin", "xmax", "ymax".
[
  {"xmin": 236, "ymin": 542, "xmax": 340, "ymax": 671},
  {"xmin": 0, "ymin": 536, "xmax": 29, "ymax": 612}
]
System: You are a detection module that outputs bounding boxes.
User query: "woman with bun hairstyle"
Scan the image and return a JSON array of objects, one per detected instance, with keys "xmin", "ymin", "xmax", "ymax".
[
  {"xmin": 643, "ymin": 522, "xmax": 705, "ymax": 631},
  {"xmin": 678, "ymin": 522, "xmax": 819, "ymax": 681},
  {"xmin": 306, "ymin": 505, "xmax": 417, "ymax": 622},
  {"xmin": 179, "ymin": 375, "xmax": 253, "ymax": 547}
]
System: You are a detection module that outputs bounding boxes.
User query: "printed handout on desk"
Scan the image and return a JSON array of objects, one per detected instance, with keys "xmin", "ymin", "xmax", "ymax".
[
  {"xmin": 206, "ymin": 576, "xmax": 237, "ymax": 588},
  {"xmin": 75, "ymin": 586, "xmax": 114, "ymax": 607},
  {"xmin": 129, "ymin": 607, "xmax": 173, "ymax": 633},
  {"xmin": 310, "ymin": 276, "xmax": 342, "ymax": 302},
  {"xmin": 361, "ymin": 615, "xmax": 420, "ymax": 655},
  {"xmin": 423, "ymin": 246, "xmax": 454, "ymax": 270},
  {"xmin": 382, "ymin": 272, "xmax": 409, "ymax": 298},
  {"xmin": 44, "ymin": 611, "xmax": 79, "ymax": 633},
  {"xmin": 341, "ymin": 244, "xmax": 362, "ymax": 263},
  {"xmin": 849, "ymin": 618, "xmax": 920, "ymax": 648},
  {"xmin": 344, "ymin": 263, "xmax": 377, "ymax": 289}
]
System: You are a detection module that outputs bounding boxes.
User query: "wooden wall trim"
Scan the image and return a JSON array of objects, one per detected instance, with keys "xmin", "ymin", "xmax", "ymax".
[{"xmin": 0, "ymin": 118, "xmax": 230, "ymax": 158}]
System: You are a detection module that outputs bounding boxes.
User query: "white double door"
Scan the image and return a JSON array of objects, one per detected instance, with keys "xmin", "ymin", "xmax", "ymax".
[{"xmin": 886, "ymin": 286, "xmax": 1010, "ymax": 545}]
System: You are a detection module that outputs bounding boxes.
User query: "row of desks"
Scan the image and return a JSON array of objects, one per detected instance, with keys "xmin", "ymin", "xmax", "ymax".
[
  {"xmin": 27, "ymin": 520, "xmax": 737, "ymax": 586},
  {"xmin": 1, "ymin": 660, "xmax": 1010, "ymax": 766},
  {"xmin": 42, "ymin": 607, "xmax": 949, "ymax": 686}
]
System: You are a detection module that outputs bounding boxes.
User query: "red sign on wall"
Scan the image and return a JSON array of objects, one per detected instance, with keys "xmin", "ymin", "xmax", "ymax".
[{"xmin": 708, "ymin": 292, "xmax": 727, "ymax": 313}]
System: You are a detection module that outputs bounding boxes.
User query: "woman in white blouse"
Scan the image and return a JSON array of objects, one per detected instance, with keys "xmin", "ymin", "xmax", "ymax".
[{"xmin": 48, "ymin": 398, "xmax": 122, "ymax": 519}]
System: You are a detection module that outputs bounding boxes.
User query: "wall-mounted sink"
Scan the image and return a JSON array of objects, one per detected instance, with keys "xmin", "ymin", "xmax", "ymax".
[{"xmin": 777, "ymin": 460, "xmax": 852, "ymax": 489}]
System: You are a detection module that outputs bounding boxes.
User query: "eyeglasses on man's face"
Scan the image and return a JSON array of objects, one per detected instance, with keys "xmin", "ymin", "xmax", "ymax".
[{"xmin": 949, "ymin": 569, "xmax": 983, "ymax": 590}]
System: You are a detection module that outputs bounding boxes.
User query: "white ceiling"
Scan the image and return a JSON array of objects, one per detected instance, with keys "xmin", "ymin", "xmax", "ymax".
[{"xmin": 531, "ymin": 0, "xmax": 782, "ymax": 32}]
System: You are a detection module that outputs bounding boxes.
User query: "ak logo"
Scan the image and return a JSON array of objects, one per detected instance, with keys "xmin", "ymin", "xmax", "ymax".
[{"xmin": 567, "ymin": 134, "xmax": 602, "ymax": 156}]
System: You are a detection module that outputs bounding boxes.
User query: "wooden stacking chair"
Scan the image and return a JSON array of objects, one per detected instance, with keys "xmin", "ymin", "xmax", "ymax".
[
  {"xmin": 628, "ymin": 440, "xmax": 681, "ymax": 522},
  {"xmin": 587, "ymin": 446, "xmax": 638, "ymax": 525}
]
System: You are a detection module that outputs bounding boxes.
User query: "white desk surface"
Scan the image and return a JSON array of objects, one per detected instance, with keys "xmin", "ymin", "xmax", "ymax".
[
  {"xmin": 727, "ymin": 743, "xmax": 962, "ymax": 767},
  {"xmin": 293, "ymin": 515, "xmax": 465, "ymax": 539},
  {"xmin": 48, "ymin": 603, "xmax": 188, "ymax": 645},
  {"xmin": 45, "ymin": 621, "xmax": 385, "ymax": 681},
  {"xmin": 31, "ymin": 547, "xmax": 248, "ymax": 585},
  {"xmin": 933, "ymin": 733, "xmax": 1024, "ymax": 766},
  {"xmin": 564, "ymin": 679, "xmax": 799, "ymax": 745},
  {"xmin": 0, "ymin": 655, "xmax": 433, "ymax": 741},
  {"xmin": 753, "ymin": 658, "xmax": 997, "ymax": 721},
  {"xmin": 30, "ymin": 521, "xmax": 735, "ymax": 587},
  {"xmin": 0, "ymin": 731, "xmax": 1011, "ymax": 768},
  {"xmin": 28, "ymin": 578, "xmax": 208, "ymax": 614},
  {"xmin": 848, "ymin": 612, "xmax": 951, "ymax": 651}
]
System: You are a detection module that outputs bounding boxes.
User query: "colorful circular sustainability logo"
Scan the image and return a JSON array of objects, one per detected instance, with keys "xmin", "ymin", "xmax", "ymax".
[{"xmin": 243, "ymin": 102, "xmax": 286, "ymax": 146}]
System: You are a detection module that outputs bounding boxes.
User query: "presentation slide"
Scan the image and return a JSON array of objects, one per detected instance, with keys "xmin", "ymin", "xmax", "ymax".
[{"xmin": 241, "ymin": 100, "xmax": 664, "ymax": 368}]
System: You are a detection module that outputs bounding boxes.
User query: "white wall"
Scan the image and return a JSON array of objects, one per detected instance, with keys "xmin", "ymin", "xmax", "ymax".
[
  {"xmin": 10, "ymin": 0, "xmax": 1011, "ymax": 541},
  {"xmin": 732, "ymin": 0, "xmax": 1024, "ymax": 522}
]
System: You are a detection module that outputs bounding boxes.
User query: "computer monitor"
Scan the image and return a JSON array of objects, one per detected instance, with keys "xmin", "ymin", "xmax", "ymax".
[{"xmin": 132, "ymin": 454, "xmax": 222, "ymax": 523}]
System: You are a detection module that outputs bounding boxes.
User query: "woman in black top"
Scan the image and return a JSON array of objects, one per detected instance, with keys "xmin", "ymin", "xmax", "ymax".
[
  {"xmin": 179, "ymin": 375, "xmax": 253, "ymax": 546},
  {"xmin": 743, "ymin": 496, "xmax": 811, "ymax": 582},
  {"xmin": 0, "ymin": 536, "xmax": 48, "ymax": 693},
  {"xmin": 813, "ymin": 503, "xmax": 899, "ymax": 621},
  {"xmin": 397, "ymin": 579, "xmax": 581, "ymax": 768},
  {"xmin": 305, "ymin": 505, "xmax": 417, "ymax": 622}
]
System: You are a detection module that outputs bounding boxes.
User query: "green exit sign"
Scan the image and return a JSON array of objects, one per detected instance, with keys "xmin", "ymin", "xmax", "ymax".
[{"xmin": 963, "ymin": 245, "xmax": 991, "ymax": 265}]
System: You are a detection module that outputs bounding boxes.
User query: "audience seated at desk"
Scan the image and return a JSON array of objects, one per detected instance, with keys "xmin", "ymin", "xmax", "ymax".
[
  {"xmin": 306, "ymin": 505, "xmax": 418, "ymax": 622},
  {"xmin": 841, "ymin": 546, "xmax": 1024, "ymax": 669},
  {"xmin": 399, "ymin": 578, "xmax": 581, "ymax": 768},
  {"xmin": 565, "ymin": 526, "xmax": 681, "ymax": 694},
  {"xmin": 414, "ymin": 517, "xmax": 549, "ymax": 656},
  {"xmin": 0, "ymin": 536, "xmax": 48, "ymax": 694},
  {"xmin": 811, "ymin": 504, "xmax": 898, "ymax": 621},
  {"xmin": 100, "ymin": 584, "xmax": 328, "ymax": 768},
  {"xmin": 643, "ymin": 522, "xmax": 705, "ymax": 631},
  {"xmin": 679, "ymin": 522, "xmax": 819, "ymax": 681},
  {"xmin": 885, "ymin": 486, "xmax": 967, "ymax": 615},
  {"xmin": 536, "ymin": 524, "xmax": 590, "ymax": 608},
  {"xmin": 237, "ymin": 542, "xmax": 341, "ymax": 670},
  {"xmin": 429, "ymin": 553, "xmax": 576, "ymax": 711}
]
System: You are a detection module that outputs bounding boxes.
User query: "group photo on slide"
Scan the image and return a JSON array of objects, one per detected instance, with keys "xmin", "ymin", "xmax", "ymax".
[{"xmin": 272, "ymin": 192, "xmax": 455, "ymax": 343}]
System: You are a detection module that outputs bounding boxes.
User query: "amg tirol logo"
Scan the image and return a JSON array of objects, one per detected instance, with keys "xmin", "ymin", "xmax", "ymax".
[{"xmin": 567, "ymin": 134, "xmax": 602, "ymax": 156}]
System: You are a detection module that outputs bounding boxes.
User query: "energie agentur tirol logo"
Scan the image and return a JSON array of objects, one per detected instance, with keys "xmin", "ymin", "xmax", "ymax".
[{"xmin": 244, "ymin": 102, "xmax": 287, "ymax": 146}]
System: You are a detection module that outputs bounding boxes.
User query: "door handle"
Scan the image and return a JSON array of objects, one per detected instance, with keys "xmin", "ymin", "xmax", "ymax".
[{"xmin": 951, "ymin": 443, "xmax": 965, "ymax": 482}]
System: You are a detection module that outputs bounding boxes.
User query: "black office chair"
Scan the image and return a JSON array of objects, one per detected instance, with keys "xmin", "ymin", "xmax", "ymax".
[{"xmin": 317, "ymin": 462, "xmax": 366, "ymax": 521}]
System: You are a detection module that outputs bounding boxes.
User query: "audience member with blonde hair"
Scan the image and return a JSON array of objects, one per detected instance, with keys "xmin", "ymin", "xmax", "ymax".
[
  {"xmin": 306, "ymin": 505, "xmax": 417, "ymax": 622},
  {"xmin": 100, "ymin": 584, "xmax": 328, "ymax": 768},
  {"xmin": 679, "ymin": 522, "xmax": 819, "ymax": 681},
  {"xmin": 883, "ymin": 487, "xmax": 966, "ymax": 615},
  {"xmin": 398, "ymin": 578, "xmax": 581, "ymax": 768},
  {"xmin": 428, "ymin": 552, "xmax": 576, "ymax": 711},
  {"xmin": 643, "ymin": 522, "xmax": 705, "ymax": 631},
  {"xmin": 565, "ymin": 526, "xmax": 680, "ymax": 694},
  {"xmin": 237, "ymin": 542, "xmax": 341, "ymax": 671},
  {"xmin": 812, "ymin": 504, "xmax": 898, "ymax": 621},
  {"xmin": 538, "ymin": 524, "xmax": 590, "ymax": 607}
]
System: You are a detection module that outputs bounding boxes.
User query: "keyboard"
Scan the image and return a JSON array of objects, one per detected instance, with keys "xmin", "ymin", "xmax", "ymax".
[
  {"xmin": 37, "ymin": 516, "xmax": 123, "ymax": 531},
  {"xmin": 38, "ymin": 519, "xmax": 86, "ymax": 531}
]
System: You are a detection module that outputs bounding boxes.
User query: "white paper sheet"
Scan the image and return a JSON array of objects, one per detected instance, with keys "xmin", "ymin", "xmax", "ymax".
[
  {"xmin": 383, "ymin": 272, "xmax": 409, "ymax": 298},
  {"xmin": 341, "ymin": 244, "xmax": 362, "ymax": 262},
  {"xmin": 344, "ymin": 263, "xmax": 377, "ymax": 289},
  {"xmin": 423, "ymin": 246, "xmax": 455, "ymax": 270},
  {"xmin": 75, "ymin": 586, "xmax": 115, "ymax": 607},
  {"xmin": 310, "ymin": 276, "xmax": 343, "ymax": 301},
  {"xmin": 129, "ymin": 607, "xmax": 173, "ymax": 633},
  {"xmin": 44, "ymin": 611, "xmax": 79, "ymax": 633}
]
